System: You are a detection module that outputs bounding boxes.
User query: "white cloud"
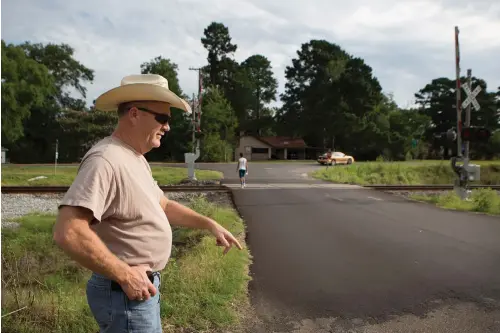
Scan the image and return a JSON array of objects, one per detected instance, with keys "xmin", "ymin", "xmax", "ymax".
[{"xmin": 2, "ymin": 0, "xmax": 499, "ymax": 109}]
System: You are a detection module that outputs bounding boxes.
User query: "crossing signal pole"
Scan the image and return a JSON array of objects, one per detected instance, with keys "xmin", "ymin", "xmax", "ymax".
[{"xmin": 450, "ymin": 27, "xmax": 487, "ymax": 200}]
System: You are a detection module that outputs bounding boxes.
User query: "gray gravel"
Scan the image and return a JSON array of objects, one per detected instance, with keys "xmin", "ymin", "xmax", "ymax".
[
  {"xmin": 1, "ymin": 193, "xmax": 64, "ymax": 222},
  {"xmin": 1, "ymin": 191, "xmax": 235, "ymax": 228}
]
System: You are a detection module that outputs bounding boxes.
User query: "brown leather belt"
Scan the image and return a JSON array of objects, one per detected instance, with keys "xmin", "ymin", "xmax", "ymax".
[{"xmin": 110, "ymin": 272, "xmax": 159, "ymax": 291}]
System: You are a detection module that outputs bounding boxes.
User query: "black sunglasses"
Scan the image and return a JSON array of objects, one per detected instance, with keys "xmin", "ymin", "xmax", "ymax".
[{"xmin": 136, "ymin": 107, "xmax": 171, "ymax": 125}]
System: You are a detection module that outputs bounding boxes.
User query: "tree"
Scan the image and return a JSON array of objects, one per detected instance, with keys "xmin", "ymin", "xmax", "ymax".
[
  {"xmin": 200, "ymin": 87, "xmax": 238, "ymax": 161},
  {"xmin": 236, "ymin": 55, "xmax": 278, "ymax": 134},
  {"xmin": 140, "ymin": 56, "xmax": 193, "ymax": 161},
  {"xmin": 20, "ymin": 41, "xmax": 94, "ymax": 108},
  {"xmin": 278, "ymin": 39, "xmax": 383, "ymax": 159},
  {"xmin": 201, "ymin": 22, "xmax": 237, "ymax": 87},
  {"xmin": 3, "ymin": 41, "xmax": 95, "ymax": 162},
  {"xmin": 1, "ymin": 40, "xmax": 55, "ymax": 144},
  {"xmin": 55, "ymin": 110, "xmax": 118, "ymax": 162}
]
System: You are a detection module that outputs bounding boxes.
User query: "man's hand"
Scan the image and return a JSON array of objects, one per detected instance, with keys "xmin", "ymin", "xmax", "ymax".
[
  {"xmin": 161, "ymin": 199, "xmax": 244, "ymax": 254},
  {"xmin": 210, "ymin": 223, "xmax": 243, "ymax": 255},
  {"xmin": 120, "ymin": 265, "xmax": 157, "ymax": 301}
]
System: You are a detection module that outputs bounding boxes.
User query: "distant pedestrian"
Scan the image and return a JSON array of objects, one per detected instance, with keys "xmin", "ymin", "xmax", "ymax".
[
  {"xmin": 53, "ymin": 74, "xmax": 242, "ymax": 333},
  {"xmin": 237, "ymin": 153, "xmax": 248, "ymax": 188},
  {"xmin": 326, "ymin": 149, "xmax": 332, "ymax": 169}
]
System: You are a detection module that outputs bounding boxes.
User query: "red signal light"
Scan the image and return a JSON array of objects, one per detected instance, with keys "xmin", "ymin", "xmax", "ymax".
[{"xmin": 461, "ymin": 126, "xmax": 491, "ymax": 142}]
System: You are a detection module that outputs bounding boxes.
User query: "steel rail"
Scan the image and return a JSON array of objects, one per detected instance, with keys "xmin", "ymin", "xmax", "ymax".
[
  {"xmin": 364, "ymin": 184, "xmax": 500, "ymax": 191},
  {"xmin": 2, "ymin": 184, "xmax": 499, "ymax": 193},
  {"xmin": 1, "ymin": 185, "xmax": 231, "ymax": 194}
]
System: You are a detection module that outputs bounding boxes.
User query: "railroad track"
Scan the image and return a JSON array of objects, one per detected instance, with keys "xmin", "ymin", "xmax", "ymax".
[
  {"xmin": 365, "ymin": 184, "xmax": 500, "ymax": 191},
  {"xmin": 1, "ymin": 184, "xmax": 499, "ymax": 193},
  {"xmin": 1, "ymin": 185, "xmax": 231, "ymax": 194}
]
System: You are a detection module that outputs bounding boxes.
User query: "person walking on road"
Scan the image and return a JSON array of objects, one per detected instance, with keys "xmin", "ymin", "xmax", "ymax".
[
  {"xmin": 237, "ymin": 153, "xmax": 248, "ymax": 188},
  {"xmin": 326, "ymin": 149, "xmax": 333, "ymax": 169},
  {"xmin": 52, "ymin": 74, "xmax": 243, "ymax": 333}
]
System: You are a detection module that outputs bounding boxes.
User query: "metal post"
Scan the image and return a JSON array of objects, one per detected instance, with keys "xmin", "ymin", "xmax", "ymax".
[
  {"xmin": 192, "ymin": 93, "xmax": 196, "ymax": 152},
  {"xmin": 186, "ymin": 67, "xmax": 203, "ymax": 181},
  {"xmin": 464, "ymin": 69, "xmax": 472, "ymax": 163},
  {"xmin": 54, "ymin": 139, "xmax": 59, "ymax": 175},
  {"xmin": 455, "ymin": 26, "xmax": 462, "ymax": 157}
]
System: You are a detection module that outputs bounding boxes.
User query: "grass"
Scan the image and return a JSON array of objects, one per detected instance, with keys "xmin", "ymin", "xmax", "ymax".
[
  {"xmin": 410, "ymin": 188, "xmax": 500, "ymax": 215},
  {"xmin": 1, "ymin": 165, "xmax": 223, "ymax": 186},
  {"xmin": 311, "ymin": 160, "xmax": 500, "ymax": 185},
  {"xmin": 1, "ymin": 197, "xmax": 251, "ymax": 333}
]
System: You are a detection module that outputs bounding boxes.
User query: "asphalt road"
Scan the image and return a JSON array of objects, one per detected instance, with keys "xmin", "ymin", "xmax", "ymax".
[
  {"xmin": 164, "ymin": 162, "xmax": 500, "ymax": 331},
  {"xmin": 221, "ymin": 164, "xmax": 500, "ymax": 332},
  {"xmin": 162, "ymin": 161, "xmax": 327, "ymax": 184}
]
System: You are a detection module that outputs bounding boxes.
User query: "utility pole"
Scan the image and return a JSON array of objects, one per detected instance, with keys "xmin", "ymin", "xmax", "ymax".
[
  {"xmin": 454, "ymin": 26, "xmax": 462, "ymax": 157},
  {"xmin": 185, "ymin": 67, "xmax": 203, "ymax": 181},
  {"xmin": 189, "ymin": 67, "xmax": 203, "ymax": 142}
]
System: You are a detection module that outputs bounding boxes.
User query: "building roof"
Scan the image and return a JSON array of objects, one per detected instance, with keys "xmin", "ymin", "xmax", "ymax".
[{"xmin": 256, "ymin": 136, "xmax": 307, "ymax": 148}]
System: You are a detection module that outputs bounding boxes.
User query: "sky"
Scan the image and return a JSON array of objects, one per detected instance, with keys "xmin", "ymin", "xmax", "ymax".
[{"xmin": 2, "ymin": 0, "xmax": 500, "ymax": 109}]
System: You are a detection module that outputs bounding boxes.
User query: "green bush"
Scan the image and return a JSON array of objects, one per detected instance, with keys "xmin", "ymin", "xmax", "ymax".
[
  {"xmin": 312, "ymin": 160, "xmax": 500, "ymax": 185},
  {"xmin": 411, "ymin": 188, "xmax": 500, "ymax": 215},
  {"xmin": 470, "ymin": 188, "xmax": 500, "ymax": 214}
]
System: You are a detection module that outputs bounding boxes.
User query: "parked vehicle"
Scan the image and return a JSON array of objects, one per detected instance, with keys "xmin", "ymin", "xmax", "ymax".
[{"xmin": 317, "ymin": 151, "xmax": 355, "ymax": 166}]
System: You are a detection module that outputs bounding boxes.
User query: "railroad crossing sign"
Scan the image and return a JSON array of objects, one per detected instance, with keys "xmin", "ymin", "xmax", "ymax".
[{"xmin": 462, "ymin": 82, "xmax": 481, "ymax": 111}]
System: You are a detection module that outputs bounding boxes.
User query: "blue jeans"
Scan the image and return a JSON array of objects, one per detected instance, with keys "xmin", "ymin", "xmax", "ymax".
[{"xmin": 86, "ymin": 272, "xmax": 162, "ymax": 333}]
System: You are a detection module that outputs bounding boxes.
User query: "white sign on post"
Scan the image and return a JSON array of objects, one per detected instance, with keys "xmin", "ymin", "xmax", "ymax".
[{"xmin": 462, "ymin": 83, "xmax": 481, "ymax": 111}]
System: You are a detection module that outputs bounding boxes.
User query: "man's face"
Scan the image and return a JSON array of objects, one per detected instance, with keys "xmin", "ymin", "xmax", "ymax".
[{"xmin": 127, "ymin": 101, "xmax": 171, "ymax": 152}]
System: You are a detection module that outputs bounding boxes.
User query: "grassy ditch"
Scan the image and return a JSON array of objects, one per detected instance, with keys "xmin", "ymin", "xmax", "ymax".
[
  {"xmin": 311, "ymin": 160, "xmax": 500, "ymax": 185},
  {"xmin": 1, "ymin": 197, "xmax": 251, "ymax": 333},
  {"xmin": 1, "ymin": 165, "xmax": 223, "ymax": 186},
  {"xmin": 410, "ymin": 188, "xmax": 500, "ymax": 215}
]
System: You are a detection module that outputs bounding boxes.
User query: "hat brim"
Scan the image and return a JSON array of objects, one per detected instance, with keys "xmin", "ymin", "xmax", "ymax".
[{"xmin": 94, "ymin": 83, "xmax": 192, "ymax": 114}]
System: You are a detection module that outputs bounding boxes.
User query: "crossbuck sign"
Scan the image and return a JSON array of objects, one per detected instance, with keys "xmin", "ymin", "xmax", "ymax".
[{"xmin": 462, "ymin": 82, "xmax": 481, "ymax": 111}]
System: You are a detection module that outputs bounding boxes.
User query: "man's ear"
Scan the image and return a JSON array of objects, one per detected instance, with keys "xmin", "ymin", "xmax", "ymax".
[{"xmin": 128, "ymin": 106, "xmax": 140, "ymax": 124}]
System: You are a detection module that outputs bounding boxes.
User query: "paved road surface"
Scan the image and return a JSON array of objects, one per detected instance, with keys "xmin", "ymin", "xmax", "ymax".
[
  {"xmin": 162, "ymin": 161, "xmax": 326, "ymax": 184},
  {"xmin": 167, "ymin": 162, "xmax": 500, "ymax": 331},
  {"xmin": 231, "ymin": 185, "xmax": 500, "ymax": 332}
]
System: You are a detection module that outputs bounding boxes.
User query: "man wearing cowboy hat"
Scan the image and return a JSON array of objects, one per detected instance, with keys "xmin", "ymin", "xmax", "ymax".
[{"xmin": 53, "ymin": 74, "xmax": 242, "ymax": 332}]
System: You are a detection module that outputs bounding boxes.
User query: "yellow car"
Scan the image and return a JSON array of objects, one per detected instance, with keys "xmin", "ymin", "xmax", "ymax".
[{"xmin": 317, "ymin": 152, "xmax": 355, "ymax": 166}]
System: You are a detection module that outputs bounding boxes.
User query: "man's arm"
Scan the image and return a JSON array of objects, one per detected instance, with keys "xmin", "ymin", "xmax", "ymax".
[
  {"xmin": 160, "ymin": 197, "xmax": 242, "ymax": 254},
  {"xmin": 54, "ymin": 206, "xmax": 157, "ymax": 299},
  {"xmin": 160, "ymin": 197, "xmax": 216, "ymax": 230},
  {"xmin": 54, "ymin": 206, "xmax": 130, "ymax": 282}
]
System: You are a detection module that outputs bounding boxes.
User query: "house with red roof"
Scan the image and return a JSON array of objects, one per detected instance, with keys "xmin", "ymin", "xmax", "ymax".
[{"xmin": 235, "ymin": 135, "xmax": 308, "ymax": 161}]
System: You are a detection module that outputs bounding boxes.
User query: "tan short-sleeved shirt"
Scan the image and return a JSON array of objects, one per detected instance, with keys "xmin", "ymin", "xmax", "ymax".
[{"xmin": 59, "ymin": 136, "xmax": 172, "ymax": 272}]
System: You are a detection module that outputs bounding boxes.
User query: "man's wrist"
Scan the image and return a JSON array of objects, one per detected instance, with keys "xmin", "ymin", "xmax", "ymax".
[
  {"xmin": 203, "ymin": 217, "xmax": 218, "ymax": 231},
  {"xmin": 113, "ymin": 261, "xmax": 133, "ymax": 285}
]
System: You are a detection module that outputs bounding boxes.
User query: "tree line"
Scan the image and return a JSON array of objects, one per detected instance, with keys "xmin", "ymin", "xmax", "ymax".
[{"xmin": 2, "ymin": 22, "xmax": 500, "ymax": 163}]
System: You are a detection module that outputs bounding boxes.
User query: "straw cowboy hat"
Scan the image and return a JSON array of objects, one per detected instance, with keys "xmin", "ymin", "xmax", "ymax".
[{"xmin": 94, "ymin": 74, "xmax": 192, "ymax": 114}]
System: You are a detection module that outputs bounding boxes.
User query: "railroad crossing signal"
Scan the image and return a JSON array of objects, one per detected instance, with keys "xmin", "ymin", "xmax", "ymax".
[
  {"xmin": 461, "ymin": 126, "xmax": 491, "ymax": 142},
  {"xmin": 462, "ymin": 82, "xmax": 481, "ymax": 111}
]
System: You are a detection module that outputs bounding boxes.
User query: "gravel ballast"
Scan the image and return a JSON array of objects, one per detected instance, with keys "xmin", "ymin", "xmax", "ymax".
[{"xmin": 1, "ymin": 191, "xmax": 235, "ymax": 227}]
